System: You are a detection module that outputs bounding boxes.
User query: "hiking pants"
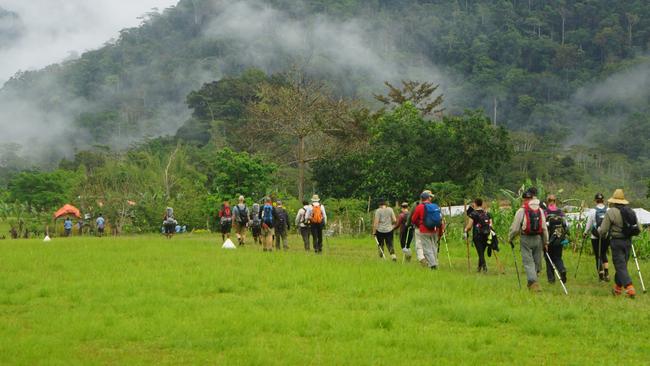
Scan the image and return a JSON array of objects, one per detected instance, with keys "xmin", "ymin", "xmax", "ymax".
[
  {"xmin": 299, "ymin": 226, "xmax": 311, "ymax": 250},
  {"xmin": 311, "ymin": 223, "xmax": 324, "ymax": 253},
  {"xmin": 400, "ymin": 226, "xmax": 414, "ymax": 249},
  {"xmin": 591, "ymin": 237, "xmax": 610, "ymax": 271},
  {"xmin": 473, "ymin": 235, "xmax": 488, "ymax": 270},
  {"xmin": 544, "ymin": 245, "xmax": 566, "ymax": 282},
  {"xmin": 376, "ymin": 231, "xmax": 395, "ymax": 255},
  {"xmin": 261, "ymin": 227, "xmax": 274, "ymax": 250},
  {"xmin": 275, "ymin": 228, "xmax": 288, "ymax": 250},
  {"xmin": 611, "ymin": 238, "xmax": 632, "ymax": 287},
  {"xmin": 520, "ymin": 235, "xmax": 543, "ymax": 283},
  {"xmin": 415, "ymin": 230, "xmax": 438, "ymax": 267}
]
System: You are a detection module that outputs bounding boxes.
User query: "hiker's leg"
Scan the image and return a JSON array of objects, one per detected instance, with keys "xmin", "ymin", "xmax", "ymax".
[
  {"xmin": 281, "ymin": 230, "xmax": 289, "ymax": 249},
  {"xmin": 422, "ymin": 234, "xmax": 437, "ymax": 267},
  {"xmin": 386, "ymin": 231, "xmax": 395, "ymax": 255},
  {"xmin": 591, "ymin": 238, "xmax": 601, "ymax": 272},
  {"xmin": 406, "ymin": 227, "xmax": 414, "ymax": 249},
  {"xmin": 474, "ymin": 237, "xmax": 486, "ymax": 269},
  {"xmin": 520, "ymin": 236, "xmax": 538, "ymax": 283},
  {"xmin": 532, "ymin": 236, "xmax": 543, "ymax": 276},
  {"xmin": 544, "ymin": 246, "xmax": 555, "ymax": 281},
  {"xmin": 611, "ymin": 238, "xmax": 633, "ymax": 287},
  {"xmin": 601, "ymin": 238, "xmax": 610, "ymax": 269},
  {"xmin": 315, "ymin": 224, "xmax": 323, "ymax": 252},
  {"xmin": 301, "ymin": 227, "xmax": 310, "ymax": 250},
  {"xmin": 399, "ymin": 229, "xmax": 407, "ymax": 249},
  {"xmin": 414, "ymin": 230, "xmax": 425, "ymax": 263}
]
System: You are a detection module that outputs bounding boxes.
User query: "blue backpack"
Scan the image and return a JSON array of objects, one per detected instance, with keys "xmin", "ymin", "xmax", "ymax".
[
  {"xmin": 423, "ymin": 203, "xmax": 442, "ymax": 229},
  {"xmin": 262, "ymin": 204, "xmax": 274, "ymax": 227}
]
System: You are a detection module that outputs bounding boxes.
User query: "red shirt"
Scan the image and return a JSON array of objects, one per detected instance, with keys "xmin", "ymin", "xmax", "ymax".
[{"xmin": 410, "ymin": 202, "xmax": 445, "ymax": 234}]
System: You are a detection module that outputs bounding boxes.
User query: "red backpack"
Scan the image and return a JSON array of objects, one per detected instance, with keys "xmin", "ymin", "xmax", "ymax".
[{"xmin": 522, "ymin": 203, "xmax": 543, "ymax": 235}]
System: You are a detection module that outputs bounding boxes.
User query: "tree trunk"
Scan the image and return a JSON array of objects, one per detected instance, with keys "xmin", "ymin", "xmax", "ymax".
[
  {"xmin": 493, "ymin": 96, "xmax": 498, "ymax": 126},
  {"xmin": 298, "ymin": 136, "xmax": 305, "ymax": 201}
]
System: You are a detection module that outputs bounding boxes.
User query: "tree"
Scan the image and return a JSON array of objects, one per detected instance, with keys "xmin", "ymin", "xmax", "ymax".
[
  {"xmin": 247, "ymin": 72, "xmax": 364, "ymax": 200},
  {"xmin": 8, "ymin": 170, "xmax": 81, "ymax": 210},
  {"xmin": 374, "ymin": 80, "xmax": 444, "ymax": 117}
]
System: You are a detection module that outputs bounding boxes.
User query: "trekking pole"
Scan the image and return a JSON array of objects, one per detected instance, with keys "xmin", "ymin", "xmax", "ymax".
[
  {"xmin": 574, "ymin": 236, "xmax": 587, "ymax": 279},
  {"xmin": 631, "ymin": 243, "xmax": 647, "ymax": 293},
  {"xmin": 374, "ymin": 235, "xmax": 386, "ymax": 260},
  {"xmin": 443, "ymin": 234, "xmax": 452, "ymax": 268},
  {"xmin": 465, "ymin": 236, "xmax": 471, "ymax": 272},
  {"xmin": 545, "ymin": 251, "xmax": 568, "ymax": 295},
  {"xmin": 510, "ymin": 242, "xmax": 522, "ymax": 290},
  {"xmin": 493, "ymin": 251, "xmax": 505, "ymax": 274}
]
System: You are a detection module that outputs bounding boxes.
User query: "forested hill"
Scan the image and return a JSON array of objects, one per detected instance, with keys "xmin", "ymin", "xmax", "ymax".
[{"xmin": 1, "ymin": 0, "xmax": 650, "ymax": 168}]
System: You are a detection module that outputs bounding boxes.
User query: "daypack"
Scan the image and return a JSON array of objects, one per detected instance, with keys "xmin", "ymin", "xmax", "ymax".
[
  {"xmin": 546, "ymin": 209, "xmax": 566, "ymax": 245},
  {"xmin": 474, "ymin": 210, "xmax": 491, "ymax": 236},
  {"xmin": 619, "ymin": 206, "xmax": 641, "ymax": 238},
  {"xmin": 423, "ymin": 203, "xmax": 442, "ymax": 230},
  {"xmin": 311, "ymin": 205, "xmax": 323, "ymax": 224},
  {"xmin": 251, "ymin": 204, "xmax": 261, "ymax": 228},
  {"xmin": 276, "ymin": 207, "xmax": 287, "ymax": 228},
  {"xmin": 235, "ymin": 204, "xmax": 249, "ymax": 224},
  {"xmin": 523, "ymin": 204, "xmax": 543, "ymax": 235},
  {"xmin": 595, "ymin": 207, "xmax": 607, "ymax": 227},
  {"xmin": 220, "ymin": 206, "xmax": 232, "ymax": 224},
  {"xmin": 262, "ymin": 204, "xmax": 274, "ymax": 227}
]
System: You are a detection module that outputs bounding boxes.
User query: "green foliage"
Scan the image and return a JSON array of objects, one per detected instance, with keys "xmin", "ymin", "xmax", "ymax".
[{"xmin": 7, "ymin": 170, "xmax": 81, "ymax": 210}]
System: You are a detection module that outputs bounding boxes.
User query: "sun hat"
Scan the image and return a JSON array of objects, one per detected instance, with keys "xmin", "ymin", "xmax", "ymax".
[
  {"xmin": 607, "ymin": 189, "xmax": 629, "ymax": 205},
  {"xmin": 311, "ymin": 194, "xmax": 320, "ymax": 202},
  {"xmin": 420, "ymin": 191, "xmax": 431, "ymax": 200},
  {"xmin": 401, "ymin": 202, "xmax": 409, "ymax": 208}
]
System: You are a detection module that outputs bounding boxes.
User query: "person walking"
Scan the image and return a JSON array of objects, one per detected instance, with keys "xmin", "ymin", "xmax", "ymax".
[
  {"xmin": 395, "ymin": 202, "xmax": 414, "ymax": 261},
  {"xmin": 232, "ymin": 196, "xmax": 249, "ymax": 246},
  {"xmin": 63, "ymin": 217, "xmax": 73, "ymax": 237},
  {"xmin": 95, "ymin": 213, "xmax": 105, "ymax": 237},
  {"xmin": 274, "ymin": 200, "xmax": 290, "ymax": 250},
  {"xmin": 508, "ymin": 190, "xmax": 549, "ymax": 292},
  {"xmin": 583, "ymin": 193, "xmax": 610, "ymax": 281},
  {"xmin": 463, "ymin": 198, "xmax": 492, "ymax": 273},
  {"xmin": 250, "ymin": 202, "xmax": 262, "ymax": 245},
  {"xmin": 163, "ymin": 207, "xmax": 177, "ymax": 239},
  {"xmin": 259, "ymin": 197, "xmax": 277, "ymax": 252},
  {"xmin": 410, "ymin": 191, "xmax": 444, "ymax": 269},
  {"xmin": 306, "ymin": 195, "xmax": 327, "ymax": 254},
  {"xmin": 373, "ymin": 199, "xmax": 397, "ymax": 261},
  {"xmin": 597, "ymin": 189, "xmax": 638, "ymax": 298},
  {"xmin": 295, "ymin": 200, "xmax": 311, "ymax": 251},
  {"xmin": 218, "ymin": 200, "xmax": 233, "ymax": 243},
  {"xmin": 544, "ymin": 195, "xmax": 569, "ymax": 284}
]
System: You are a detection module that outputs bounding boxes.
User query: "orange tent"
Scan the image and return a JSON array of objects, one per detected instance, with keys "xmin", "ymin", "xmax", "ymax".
[{"xmin": 53, "ymin": 204, "xmax": 81, "ymax": 219}]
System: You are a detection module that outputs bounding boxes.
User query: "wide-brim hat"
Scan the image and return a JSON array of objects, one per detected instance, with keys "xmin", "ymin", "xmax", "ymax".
[
  {"xmin": 311, "ymin": 194, "xmax": 320, "ymax": 202},
  {"xmin": 607, "ymin": 189, "xmax": 629, "ymax": 205}
]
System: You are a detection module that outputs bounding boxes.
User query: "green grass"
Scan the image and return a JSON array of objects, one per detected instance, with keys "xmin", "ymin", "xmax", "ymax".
[{"xmin": 0, "ymin": 233, "xmax": 649, "ymax": 365}]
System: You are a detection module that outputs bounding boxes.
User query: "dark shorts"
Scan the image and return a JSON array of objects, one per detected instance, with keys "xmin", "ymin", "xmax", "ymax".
[
  {"xmin": 164, "ymin": 223, "xmax": 175, "ymax": 234},
  {"xmin": 64, "ymin": 228, "xmax": 71, "ymax": 236},
  {"xmin": 98, "ymin": 227, "xmax": 105, "ymax": 233},
  {"xmin": 221, "ymin": 222, "xmax": 232, "ymax": 234}
]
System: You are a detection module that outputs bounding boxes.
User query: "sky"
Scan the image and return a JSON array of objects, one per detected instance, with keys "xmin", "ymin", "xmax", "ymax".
[{"xmin": 0, "ymin": 0, "xmax": 179, "ymax": 83}]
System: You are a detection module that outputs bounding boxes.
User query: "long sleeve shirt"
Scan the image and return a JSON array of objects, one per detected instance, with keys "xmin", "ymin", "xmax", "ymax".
[
  {"xmin": 508, "ymin": 199, "xmax": 549, "ymax": 244},
  {"xmin": 598, "ymin": 206, "xmax": 626, "ymax": 240},
  {"xmin": 410, "ymin": 202, "xmax": 444, "ymax": 234}
]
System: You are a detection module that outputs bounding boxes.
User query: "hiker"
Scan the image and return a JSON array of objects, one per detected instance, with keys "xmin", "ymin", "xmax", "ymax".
[
  {"xmin": 96, "ymin": 213, "xmax": 105, "ymax": 237},
  {"xmin": 395, "ymin": 202, "xmax": 414, "ymax": 260},
  {"xmin": 233, "ymin": 195, "xmax": 249, "ymax": 246},
  {"xmin": 305, "ymin": 195, "xmax": 327, "ymax": 254},
  {"xmin": 463, "ymin": 198, "xmax": 492, "ymax": 273},
  {"xmin": 63, "ymin": 217, "xmax": 73, "ymax": 237},
  {"xmin": 274, "ymin": 200, "xmax": 290, "ymax": 250},
  {"xmin": 410, "ymin": 191, "xmax": 444, "ymax": 269},
  {"xmin": 508, "ymin": 190, "xmax": 549, "ymax": 292},
  {"xmin": 250, "ymin": 203, "xmax": 262, "ymax": 245},
  {"xmin": 295, "ymin": 200, "xmax": 311, "ymax": 251},
  {"xmin": 597, "ymin": 189, "xmax": 639, "ymax": 298},
  {"xmin": 163, "ymin": 207, "xmax": 177, "ymax": 239},
  {"xmin": 259, "ymin": 197, "xmax": 278, "ymax": 252},
  {"xmin": 218, "ymin": 200, "xmax": 233, "ymax": 243},
  {"xmin": 372, "ymin": 199, "xmax": 397, "ymax": 261},
  {"xmin": 544, "ymin": 195, "xmax": 569, "ymax": 284},
  {"xmin": 583, "ymin": 193, "xmax": 610, "ymax": 282}
]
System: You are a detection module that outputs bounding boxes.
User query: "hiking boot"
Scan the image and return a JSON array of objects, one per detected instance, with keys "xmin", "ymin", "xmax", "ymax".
[
  {"xmin": 599, "ymin": 271, "xmax": 605, "ymax": 282},
  {"xmin": 625, "ymin": 285, "xmax": 636, "ymax": 299},
  {"xmin": 612, "ymin": 285, "xmax": 623, "ymax": 296},
  {"xmin": 528, "ymin": 281, "xmax": 541, "ymax": 292},
  {"xmin": 604, "ymin": 269, "xmax": 610, "ymax": 282},
  {"xmin": 390, "ymin": 254, "xmax": 397, "ymax": 262},
  {"xmin": 548, "ymin": 278, "xmax": 556, "ymax": 284},
  {"xmin": 430, "ymin": 265, "xmax": 437, "ymax": 270},
  {"xmin": 420, "ymin": 258, "xmax": 429, "ymax": 267},
  {"xmin": 560, "ymin": 272, "xmax": 567, "ymax": 284}
]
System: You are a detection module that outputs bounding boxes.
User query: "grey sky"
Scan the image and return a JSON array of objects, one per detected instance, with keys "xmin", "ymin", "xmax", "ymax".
[{"xmin": 0, "ymin": 0, "xmax": 178, "ymax": 83}]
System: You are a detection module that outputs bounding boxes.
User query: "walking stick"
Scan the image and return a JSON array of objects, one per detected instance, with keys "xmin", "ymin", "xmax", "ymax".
[
  {"xmin": 546, "ymin": 251, "xmax": 568, "ymax": 295},
  {"xmin": 631, "ymin": 243, "xmax": 647, "ymax": 293},
  {"xmin": 493, "ymin": 251, "xmax": 505, "ymax": 274},
  {"xmin": 574, "ymin": 236, "xmax": 587, "ymax": 279},
  {"xmin": 443, "ymin": 234, "xmax": 452, "ymax": 268},
  {"xmin": 374, "ymin": 235, "xmax": 386, "ymax": 260},
  {"xmin": 510, "ymin": 242, "xmax": 522, "ymax": 290},
  {"xmin": 465, "ymin": 236, "xmax": 471, "ymax": 272}
]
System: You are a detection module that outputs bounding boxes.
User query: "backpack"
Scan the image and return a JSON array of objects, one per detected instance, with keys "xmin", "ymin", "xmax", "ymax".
[
  {"xmin": 619, "ymin": 206, "xmax": 641, "ymax": 238},
  {"xmin": 220, "ymin": 206, "xmax": 232, "ymax": 225},
  {"xmin": 262, "ymin": 204, "xmax": 274, "ymax": 227},
  {"xmin": 276, "ymin": 207, "xmax": 287, "ymax": 228},
  {"xmin": 546, "ymin": 209, "xmax": 566, "ymax": 245},
  {"xmin": 251, "ymin": 204, "xmax": 261, "ymax": 228},
  {"xmin": 523, "ymin": 204, "xmax": 543, "ymax": 235},
  {"xmin": 474, "ymin": 210, "xmax": 491, "ymax": 236},
  {"xmin": 595, "ymin": 207, "xmax": 607, "ymax": 227},
  {"xmin": 423, "ymin": 203, "xmax": 442, "ymax": 230},
  {"xmin": 311, "ymin": 205, "xmax": 323, "ymax": 224},
  {"xmin": 235, "ymin": 204, "xmax": 249, "ymax": 224}
]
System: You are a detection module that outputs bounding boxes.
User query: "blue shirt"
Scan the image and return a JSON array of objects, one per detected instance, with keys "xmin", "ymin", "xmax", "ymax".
[
  {"xmin": 96, "ymin": 217, "xmax": 105, "ymax": 228},
  {"xmin": 64, "ymin": 220, "xmax": 73, "ymax": 230}
]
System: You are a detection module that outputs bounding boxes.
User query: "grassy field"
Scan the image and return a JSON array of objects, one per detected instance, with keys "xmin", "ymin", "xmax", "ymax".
[{"xmin": 0, "ymin": 233, "xmax": 649, "ymax": 365}]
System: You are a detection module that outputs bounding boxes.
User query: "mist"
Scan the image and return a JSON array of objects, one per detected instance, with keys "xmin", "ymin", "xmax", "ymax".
[{"xmin": 0, "ymin": 0, "xmax": 179, "ymax": 83}]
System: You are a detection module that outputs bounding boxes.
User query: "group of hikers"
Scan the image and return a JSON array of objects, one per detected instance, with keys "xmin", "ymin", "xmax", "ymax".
[{"xmin": 61, "ymin": 214, "xmax": 106, "ymax": 237}]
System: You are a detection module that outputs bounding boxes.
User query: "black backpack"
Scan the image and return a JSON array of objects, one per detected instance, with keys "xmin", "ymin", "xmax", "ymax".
[
  {"xmin": 546, "ymin": 209, "xmax": 566, "ymax": 245},
  {"xmin": 236, "ymin": 204, "xmax": 249, "ymax": 224},
  {"xmin": 474, "ymin": 211, "xmax": 491, "ymax": 236},
  {"xmin": 595, "ymin": 207, "xmax": 607, "ymax": 227},
  {"xmin": 619, "ymin": 206, "xmax": 641, "ymax": 238}
]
